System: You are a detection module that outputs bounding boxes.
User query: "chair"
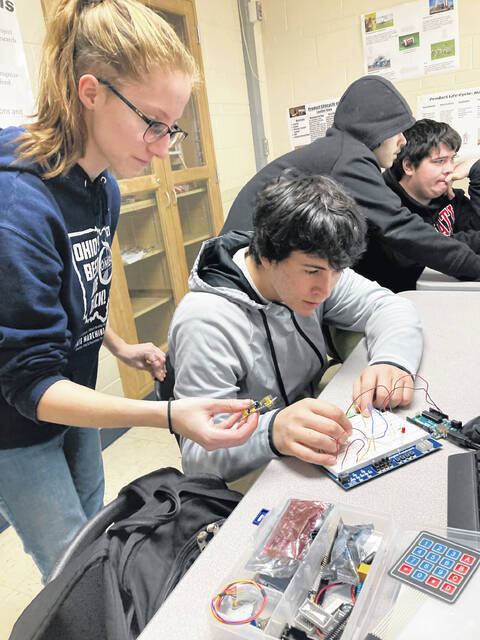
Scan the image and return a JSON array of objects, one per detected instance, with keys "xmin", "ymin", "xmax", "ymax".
[
  {"xmin": 154, "ymin": 352, "xmax": 175, "ymax": 402},
  {"xmin": 153, "ymin": 353, "xmax": 182, "ymax": 448}
]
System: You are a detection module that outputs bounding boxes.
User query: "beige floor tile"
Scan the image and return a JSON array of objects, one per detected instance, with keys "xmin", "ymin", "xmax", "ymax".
[
  {"xmin": 102, "ymin": 432, "xmax": 182, "ymax": 503},
  {"xmin": 0, "ymin": 584, "xmax": 41, "ymax": 640},
  {"xmin": 0, "ymin": 527, "xmax": 42, "ymax": 597},
  {"xmin": 123, "ymin": 425, "xmax": 180, "ymax": 443}
]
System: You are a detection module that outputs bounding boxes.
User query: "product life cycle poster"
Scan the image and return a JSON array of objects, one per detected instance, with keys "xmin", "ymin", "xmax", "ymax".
[
  {"xmin": 0, "ymin": 0, "xmax": 34, "ymax": 127},
  {"xmin": 418, "ymin": 88, "xmax": 480, "ymax": 160},
  {"xmin": 361, "ymin": 0, "xmax": 459, "ymax": 82}
]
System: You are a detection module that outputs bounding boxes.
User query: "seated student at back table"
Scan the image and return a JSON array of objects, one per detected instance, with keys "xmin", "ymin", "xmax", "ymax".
[
  {"xmin": 383, "ymin": 118, "xmax": 480, "ymax": 290},
  {"xmin": 221, "ymin": 75, "xmax": 480, "ymax": 292},
  {"xmin": 168, "ymin": 173, "xmax": 423, "ymax": 482}
]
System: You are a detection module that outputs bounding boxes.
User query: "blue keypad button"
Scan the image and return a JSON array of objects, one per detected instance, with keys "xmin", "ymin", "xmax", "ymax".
[
  {"xmin": 433, "ymin": 566, "xmax": 448, "ymax": 578},
  {"xmin": 419, "ymin": 561, "xmax": 434, "ymax": 572},
  {"xmin": 426, "ymin": 552, "xmax": 440, "ymax": 563},
  {"xmin": 446, "ymin": 548, "xmax": 461, "ymax": 560},
  {"xmin": 433, "ymin": 543, "xmax": 447, "ymax": 554},
  {"xmin": 440, "ymin": 557, "xmax": 454, "ymax": 569},
  {"xmin": 412, "ymin": 570, "xmax": 427, "ymax": 582},
  {"xmin": 413, "ymin": 546, "xmax": 427, "ymax": 557},
  {"xmin": 406, "ymin": 554, "xmax": 420, "ymax": 566},
  {"xmin": 419, "ymin": 537, "xmax": 433, "ymax": 549}
]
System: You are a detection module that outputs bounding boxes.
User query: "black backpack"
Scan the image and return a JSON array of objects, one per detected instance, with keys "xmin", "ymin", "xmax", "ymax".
[{"xmin": 10, "ymin": 467, "xmax": 242, "ymax": 640}]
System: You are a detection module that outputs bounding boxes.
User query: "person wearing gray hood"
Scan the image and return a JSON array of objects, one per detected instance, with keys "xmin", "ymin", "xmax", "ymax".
[
  {"xmin": 168, "ymin": 173, "xmax": 423, "ymax": 483},
  {"xmin": 221, "ymin": 76, "xmax": 480, "ymax": 291}
]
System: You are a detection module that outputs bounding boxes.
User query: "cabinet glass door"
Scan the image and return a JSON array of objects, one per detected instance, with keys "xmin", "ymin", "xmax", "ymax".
[
  {"xmin": 174, "ymin": 179, "xmax": 214, "ymax": 271},
  {"xmin": 158, "ymin": 7, "xmax": 205, "ymax": 171},
  {"xmin": 117, "ymin": 189, "xmax": 175, "ymax": 350}
]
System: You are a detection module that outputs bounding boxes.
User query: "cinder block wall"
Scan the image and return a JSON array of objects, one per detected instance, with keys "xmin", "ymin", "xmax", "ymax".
[{"xmin": 259, "ymin": 0, "xmax": 479, "ymax": 159}]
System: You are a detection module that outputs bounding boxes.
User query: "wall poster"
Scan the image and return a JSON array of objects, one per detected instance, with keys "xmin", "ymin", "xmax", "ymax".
[
  {"xmin": 0, "ymin": 0, "xmax": 34, "ymax": 128},
  {"xmin": 361, "ymin": 0, "xmax": 458, "ymax": 82},
  {"xmin": 287, "ymin": 98, "xmax": 340, "ymax": 150},
  {"xmin": 418, "ymin": 88, "xmax": 480, "ymax": 160}
]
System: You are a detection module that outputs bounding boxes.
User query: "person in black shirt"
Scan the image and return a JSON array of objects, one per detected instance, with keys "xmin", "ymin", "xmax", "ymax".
[
  {"xmin": 383, "ymin": 118, "xmax": 480, "ymax": 290},
  {"xmin": 222, "ymin": 77, "xmax": 480, "ymax": 292}
]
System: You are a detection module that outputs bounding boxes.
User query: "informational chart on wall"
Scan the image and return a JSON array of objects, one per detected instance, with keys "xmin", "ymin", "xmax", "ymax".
[
  {"xmin": 0, "ymin": 0, "xmax": 34, "ymax": 128},
  {"xmin": 418, "ymin": 88, "xmax": 480, "ymax": 160},
  {"xmin": 287, "ymin": 98, "xmax": 340, "ymax": 150},
  {"xmin": 361, "ymin": 0, "xmax": 458, "ymax": 82}
]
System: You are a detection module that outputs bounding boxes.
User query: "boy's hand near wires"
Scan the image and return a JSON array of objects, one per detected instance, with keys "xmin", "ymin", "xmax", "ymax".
[
  {"xmin": 271, "ymin": 398, "xmax": 352, "ymax": 466},
  {"xmin": 353, "ymin": 364, "xmax": 414, "ymax": 415}
]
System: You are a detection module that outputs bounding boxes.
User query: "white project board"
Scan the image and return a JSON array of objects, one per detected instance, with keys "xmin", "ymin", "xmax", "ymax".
[{"xmin": 324, "ymin": 411, "xmax": 428, "ymax": 476}]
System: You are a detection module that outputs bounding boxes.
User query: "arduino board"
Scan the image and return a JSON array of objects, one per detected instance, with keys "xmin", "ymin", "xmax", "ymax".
[
  {"xmin": 320, "ymin": 410, "xmax": 442, "ymax": 490},
  {"xmin": 406, "ymin": 408, "xmax": 462, "ymax": 439}
]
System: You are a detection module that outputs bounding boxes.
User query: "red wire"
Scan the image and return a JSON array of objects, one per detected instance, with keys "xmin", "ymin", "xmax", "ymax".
[
  {"xmin": 314, "ymin": 582, "xmax": 357, "ymax": 636},
  {"xmin": 347, "ymin": 375, "xmax": 442, "ymax": 415},
  {"xmin": 341, "ymin": 438, "xmax": 365, "ymax": 466},
  {"xmin": 335, "ymin": 427, "xmax": 368, "ymax": 457},
  {"xmin": 315, "ymin": 582, "xmax": 342, "ymax": 604},
  {"xmin": 382, "ymin": 374, "xmax": 442, "ymax": 412}
]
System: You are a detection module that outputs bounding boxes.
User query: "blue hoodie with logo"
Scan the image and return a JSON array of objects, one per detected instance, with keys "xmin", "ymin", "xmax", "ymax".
[{"xmin": 0, "ymin": 126, "xmax": 120, "ymax": 448}]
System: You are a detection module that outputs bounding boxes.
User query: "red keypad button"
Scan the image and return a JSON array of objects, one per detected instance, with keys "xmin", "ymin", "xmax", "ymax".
[
  {"xmin": 441, "ymin": 582, "xmax": 457, "ymax": 595},
  {"xmin": 426, "ymin": 576, "xmax": 441, "ymax": 588},
  {"xmin": 454, "ymin": 563, "xmax": 469, "ymax": 575},
  {"xmin": 447, "ymin": 572, "xmax": 463, "ymax": 585},
  {"xmin": 461, "ymin": 554, "xmax": 474, "ymax": 565},
  {"xmin": 399, "ymin": 563, "xmax": 413, "ymax": 575}
]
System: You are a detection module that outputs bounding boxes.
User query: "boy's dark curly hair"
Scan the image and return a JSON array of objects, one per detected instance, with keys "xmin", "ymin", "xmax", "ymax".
[{"xmin": 248, "ymin": 171, "xmax": 367, "ymax": 270}]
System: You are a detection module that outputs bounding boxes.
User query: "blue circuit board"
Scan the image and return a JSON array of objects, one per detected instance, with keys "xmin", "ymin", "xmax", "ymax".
[
  {"xmin": 321, "ymin": 438, "xmax": 443, "ymax": 490},
  {"xmin": 406, "ymin": 411, "xmax": 461, "ymax": 439},
  {"xmin": 319, "ymin": 410, "xmax": 445, "ymax": 490}
]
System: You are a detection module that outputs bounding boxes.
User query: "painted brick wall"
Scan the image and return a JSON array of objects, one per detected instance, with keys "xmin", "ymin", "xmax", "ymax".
[
  {"xmin": 259, "ymin": 0, "xmax": 480, "ymax": 159},
  {"xmin": 195, "ymin": 0, "xmax": 257, "ymax": 215}
]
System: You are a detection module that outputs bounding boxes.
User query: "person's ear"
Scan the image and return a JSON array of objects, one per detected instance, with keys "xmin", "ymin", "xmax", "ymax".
[
  {"xmin": 402, "ymin": 158, "xmax": 415, "ymax": 176},
  {"xmin": 259, "ymin": 255, "xmax": 272, "ymax": 271},
  {"xmin": 78, "ymin": 74, "xmax": 102, "ymax": 111}
]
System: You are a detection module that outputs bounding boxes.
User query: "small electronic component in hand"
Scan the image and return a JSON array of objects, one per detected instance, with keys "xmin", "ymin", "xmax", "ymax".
[{"xmin": 241, "ymin": 395, "xmax": 276, "ymax": 419}]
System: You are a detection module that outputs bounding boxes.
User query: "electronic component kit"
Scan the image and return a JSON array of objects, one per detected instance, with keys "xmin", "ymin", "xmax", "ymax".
[
  {"xmin": 209, "ymin": 500, "xmax": 389, "ymax": 640},
  {"xmin": 320, "ymin": 410, "xmax": 443, "ymax": 490}
]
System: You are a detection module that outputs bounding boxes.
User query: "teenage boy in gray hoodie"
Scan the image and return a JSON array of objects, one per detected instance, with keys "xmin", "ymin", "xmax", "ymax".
[
  {"xmin": 221, "ymin": 76, "xmax": 480, "ymax": 291},
  {"xmin": 168, "ymin": 173, "xmax": 423, "ymax": 482}
]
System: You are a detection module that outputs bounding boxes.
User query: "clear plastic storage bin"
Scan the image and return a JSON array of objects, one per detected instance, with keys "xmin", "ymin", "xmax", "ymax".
[{"xmin": 209, "ymin": 498, "xmax": 395, "ymax": 640}]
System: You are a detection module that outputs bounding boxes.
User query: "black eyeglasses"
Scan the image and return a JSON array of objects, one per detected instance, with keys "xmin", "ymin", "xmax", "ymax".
[{"xmin": 98, "ymin": 78, "xmax": 188, "ymax": 148}]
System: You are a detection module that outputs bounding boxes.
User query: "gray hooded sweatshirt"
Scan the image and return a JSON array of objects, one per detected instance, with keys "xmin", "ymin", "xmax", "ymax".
[{"xmin": 168, "ymin": 231, "xmax": 422, "ymax": 482}]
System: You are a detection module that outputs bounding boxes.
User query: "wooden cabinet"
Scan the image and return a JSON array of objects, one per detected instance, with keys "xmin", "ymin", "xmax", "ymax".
[{"xmin": 108, "ymin": 0, "xmax": 225, "ymax": 399}]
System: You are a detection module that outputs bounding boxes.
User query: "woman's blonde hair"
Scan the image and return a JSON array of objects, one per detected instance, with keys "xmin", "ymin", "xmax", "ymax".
[{"xmin": 16, "ymin": 0, "xmax": 197, "ymax": 178}]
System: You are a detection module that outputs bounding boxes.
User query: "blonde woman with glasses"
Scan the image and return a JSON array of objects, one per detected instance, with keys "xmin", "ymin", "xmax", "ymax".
[{"xmin": 0, "ymin": 0, "xmax": 257, "ymax": 581}]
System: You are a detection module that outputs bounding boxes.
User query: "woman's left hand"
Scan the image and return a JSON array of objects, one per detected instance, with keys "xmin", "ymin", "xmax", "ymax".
[{"xmin": 117, "ymin": 342, "xmax": 167, "ymax": 380}]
